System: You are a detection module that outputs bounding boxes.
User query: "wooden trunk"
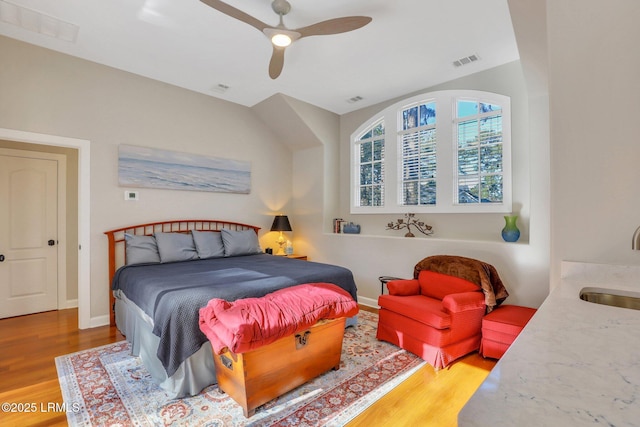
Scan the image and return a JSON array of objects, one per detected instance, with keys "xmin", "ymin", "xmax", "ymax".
[{"xmin": 212, "ymin": 317, "xmax": 346, "ymax": 417}]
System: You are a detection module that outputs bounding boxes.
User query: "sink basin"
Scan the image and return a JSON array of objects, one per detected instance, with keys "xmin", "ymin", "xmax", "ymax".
[{"xmin": 579, "ymin": 287, "xmax": 640, "ymax": 310}]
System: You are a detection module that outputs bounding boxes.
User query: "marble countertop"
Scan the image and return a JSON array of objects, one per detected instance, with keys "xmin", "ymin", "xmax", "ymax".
[{"xmin": 459, "ymin": 261, "xmax": 640, "ymax": 427}]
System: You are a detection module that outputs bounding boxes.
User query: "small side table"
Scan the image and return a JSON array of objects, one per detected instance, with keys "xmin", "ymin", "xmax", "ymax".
[
  {"xmin": 285, "ymin": 254, "xmax": 308, "ymax": 260},
  {"xmin": 378, "ymin": 276, "xmax": 404, "ymax": 294}
]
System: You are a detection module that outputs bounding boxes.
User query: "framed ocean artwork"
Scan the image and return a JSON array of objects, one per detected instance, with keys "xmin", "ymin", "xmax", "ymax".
[{"xmin": 118, "ymin": 144, "xmax": 251, "ymax": 194}]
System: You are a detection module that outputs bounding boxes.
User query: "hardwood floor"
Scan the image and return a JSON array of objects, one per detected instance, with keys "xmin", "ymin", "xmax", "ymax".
[
  {"xmin": 346, "ymin": 306, "xmax": 496, "ymax": 427},
  {"xmin": 0, "ymin": 307, "xmax": 495, "ymax": 426},
  {"xmin": 0, "ymin": 309, "xmax": 125, "ymax": 427}
]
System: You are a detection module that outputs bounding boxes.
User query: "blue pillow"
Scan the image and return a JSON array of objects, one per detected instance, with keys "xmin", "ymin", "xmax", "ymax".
[
  {"xmin": 191, "ymin": 230, "xmax": 225, "ymax": 259},
  {"xmin": 124, "ymin": 233, "xmax": 160, "ymax": 265},
  {"xmin": 154, "ymin": 232, "xmax": 199, "ymax": 263},
  {"xmin": 221, "ymin": 229, "xmax": 261, "ymax": 257}
]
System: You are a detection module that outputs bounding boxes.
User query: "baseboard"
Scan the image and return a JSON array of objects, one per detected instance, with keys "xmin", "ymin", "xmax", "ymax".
[
  {"xmin": 89, "ymin": 315, "xmax": 110, "ymax": 328},
  {"xmin": 61, "ymin": 299, "xmax": 110, "ymax": 329},
  {"xmin": 61, "ymin": 299, "xmax": 78, "ymax": 309},
  {"xmin": 358, "ymin": 295, "xmax": 379, "ymax": 309}
]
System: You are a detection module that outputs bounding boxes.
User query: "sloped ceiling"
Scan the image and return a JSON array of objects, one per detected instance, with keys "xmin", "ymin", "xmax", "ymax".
[
  {"xmin": 253, "ymin": 94, "xmax": 327, "ymax": 150},
  {"xmin": 0, "ymin": 0, "xmax": 519, "ymax": 115}
]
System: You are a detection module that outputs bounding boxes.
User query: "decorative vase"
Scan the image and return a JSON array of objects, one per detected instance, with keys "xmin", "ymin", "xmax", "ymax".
[{"xmin": 501, "ymin": 215, "xmax": 520, "ymax": 242}]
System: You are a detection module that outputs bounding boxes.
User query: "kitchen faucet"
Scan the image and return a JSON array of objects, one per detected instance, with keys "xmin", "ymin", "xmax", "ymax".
[{"xmin": 633, "ymin": 226, "xmax": 640, "ymax": 250}]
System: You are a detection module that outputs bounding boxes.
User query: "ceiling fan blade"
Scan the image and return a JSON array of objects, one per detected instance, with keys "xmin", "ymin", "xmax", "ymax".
[
  {"xmin": 296, "ymin": 16, "xmax": 372, "ymax": 38},
  {"xmin": 269, "ymin": 46, "xmax": 286, "ymax": 79},
  {"xmin": 200, "ymin": 0, "xmax": 269, "ymax": 32}
]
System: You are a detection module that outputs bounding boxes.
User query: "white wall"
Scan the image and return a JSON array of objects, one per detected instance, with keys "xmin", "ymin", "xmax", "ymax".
[
  {"xmin": 0, "ymin": 36, "xmax": 294, "ymax": 324},
  {"xmin": 546, "ymin": 0, "xmax": 640, "ymax": 287},
  {"xmin": 8, "ymin": 0, "xmax": 638, "ymax": 323},
  {"xmin": 339, "ymin": 62, "xmax": 532, "ymax": 242},
  {"xmin": 295, "ymin": 0, "xmax": 640, "ymax": 310},
  {"xmin": 293, "ymin": 61, "xmax": 552, "ymax": 309}
]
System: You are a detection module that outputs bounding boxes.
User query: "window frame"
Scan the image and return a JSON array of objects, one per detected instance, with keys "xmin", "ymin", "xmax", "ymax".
[
  {"xmin": 353, "ymin": 118, "xmax": 386, "ymax": 208},
  {"xmin": 397, "ymin": 99, "xmax": 438, "ymax": 207},
  {"xmin": 350, "ymin": 90, "xmax": 511, "ymax": 214}
]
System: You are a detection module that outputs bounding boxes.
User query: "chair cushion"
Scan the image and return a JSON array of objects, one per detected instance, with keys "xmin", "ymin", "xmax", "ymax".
[
  {"xmin": 442, "ymin": 291, "xmax": 485, "ymax": 313},
  {"xmin": 378, "ymin": 294, "xmax": 451, "ymax": 329},
  {"xmin": 419, "ymin": 270, "xmax": 480, "ymax": 300},
  {"xmin": 387, "ymin": 279, "xmax": 420, "ymax": 296}
]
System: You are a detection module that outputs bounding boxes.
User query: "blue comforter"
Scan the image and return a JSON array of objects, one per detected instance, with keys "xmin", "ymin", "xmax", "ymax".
[{"xmin": 112, "ymin": 253, "xmax": 358, "ymax": 376}]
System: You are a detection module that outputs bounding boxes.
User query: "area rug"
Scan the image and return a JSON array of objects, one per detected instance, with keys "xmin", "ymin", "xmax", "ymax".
[{"xmin": 56, "ymin": 311, "xmax": 424, "ymax": 426}]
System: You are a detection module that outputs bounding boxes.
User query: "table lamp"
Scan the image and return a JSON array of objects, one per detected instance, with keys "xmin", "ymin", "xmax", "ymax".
[{"xmin": 270, "ymin": 214, "xmax": 292, "ymax": 255}]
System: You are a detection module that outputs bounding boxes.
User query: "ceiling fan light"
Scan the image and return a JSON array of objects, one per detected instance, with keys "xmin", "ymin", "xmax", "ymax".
[{"xmin": 271, "ymin": 33, "xmax": 292, "ymax": 47}]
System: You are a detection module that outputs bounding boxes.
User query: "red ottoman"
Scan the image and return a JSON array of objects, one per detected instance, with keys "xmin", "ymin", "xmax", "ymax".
[{"xmin": 480, "ymin": 305, "xmax": 536, "ymax": 359}]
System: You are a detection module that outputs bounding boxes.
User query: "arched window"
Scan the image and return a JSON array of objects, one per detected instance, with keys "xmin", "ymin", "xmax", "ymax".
[
  {"xmin": 354, "ymin": 119, "xmax": 385, "ymax": 207},
  {"xmin": 351, "ymin": 90, "xmax": 511, "ymax": 213},
  {"xmin": 399, "ymin": 100, "xmax": 437, "ymax": 206}
]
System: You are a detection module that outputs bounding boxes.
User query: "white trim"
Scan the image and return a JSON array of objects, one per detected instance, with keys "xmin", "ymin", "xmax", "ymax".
[
  {"xmin": 350, "ymin": 90, "xmax": 512, "ymax": 214},
  {"xmin": 351, "ymin": 114, "xmax": 385, "ymax": 210},
  {"xmin": 62, "ymin": 298, "xmax": 78, "ymax": 309},
  {"xmin": 357, "ymin": 295, "xmax": 379, "ymax": 309},
  {"xmin": 89, "ymin": 314, "xmax": 109, "ymax": 328},
  {"xmin": 0, "ymin": 128, "xmax": 91, "ymax": 329}
]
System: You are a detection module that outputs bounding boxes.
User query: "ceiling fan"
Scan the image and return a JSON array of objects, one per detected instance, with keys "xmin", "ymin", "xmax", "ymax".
[{"xmin": 200, "ymin": 0, "xmax": 372, "ymax": 79}]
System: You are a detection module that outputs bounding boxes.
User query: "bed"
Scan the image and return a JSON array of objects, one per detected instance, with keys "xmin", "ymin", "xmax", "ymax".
[{"xmin": 105, "ymin": 219, "xmax": 358, "ymax": 398}]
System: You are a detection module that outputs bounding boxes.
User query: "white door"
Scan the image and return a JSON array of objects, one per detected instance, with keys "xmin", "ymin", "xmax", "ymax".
[{"xmin": 0, "ymin": 154, "xmax": 58, "ymax": 318}]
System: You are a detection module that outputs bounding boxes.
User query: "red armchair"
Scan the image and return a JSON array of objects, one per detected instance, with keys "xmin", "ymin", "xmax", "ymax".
[{"xmin": 377, "ymin": 269, "xmax": 486, "ymax": 369}]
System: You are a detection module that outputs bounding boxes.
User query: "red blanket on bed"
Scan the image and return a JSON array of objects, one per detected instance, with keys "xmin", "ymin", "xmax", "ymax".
[{"xmin": 198, "ymin": 283, "xmax": 359, "ymax": 354}]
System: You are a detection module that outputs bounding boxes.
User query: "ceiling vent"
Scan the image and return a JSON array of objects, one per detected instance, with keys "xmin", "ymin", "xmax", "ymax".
[
  {"xmin": 346, "ymin": 95, "xmax": 364, "ymax": 104},
  {"xmin": 211, "ymin": 83, "xmax": 230, "ymax": 94},
  {"xmin": 0, "ymin": 0, "xmax": 79, "ymax": 43},
  {"xmin": 453, "ymin": 54, "xmax": 480, "ymax": 68}
]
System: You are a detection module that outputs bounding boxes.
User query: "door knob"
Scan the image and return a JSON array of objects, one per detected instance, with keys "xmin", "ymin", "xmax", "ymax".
[
  {"xmin": 0, "ymin": 254, "xmax": 4, "ymax": 262},
  {"xmin": 48, "ymin": 239, "xmax": 56, "ymax": 246}
]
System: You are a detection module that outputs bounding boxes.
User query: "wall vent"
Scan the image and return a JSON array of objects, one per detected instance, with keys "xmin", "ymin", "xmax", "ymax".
[
  {"xmin": 0, "ymin": 0, "xmax": 79, "ymax": 43},
  {"xmin": 453, "ymin": 54, "xmax": 480, "ymax": 68}
]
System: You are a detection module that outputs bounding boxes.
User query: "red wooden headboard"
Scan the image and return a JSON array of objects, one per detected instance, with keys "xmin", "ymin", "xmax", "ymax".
[{"xmin": 104, "ymin": 219, "xmax": 261, "ymax": 326}]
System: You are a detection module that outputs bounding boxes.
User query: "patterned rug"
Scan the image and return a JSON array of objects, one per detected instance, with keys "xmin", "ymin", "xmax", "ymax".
[{"xmin": 56, "ymin": 311, "xmax": 424, "ymax": 426}]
